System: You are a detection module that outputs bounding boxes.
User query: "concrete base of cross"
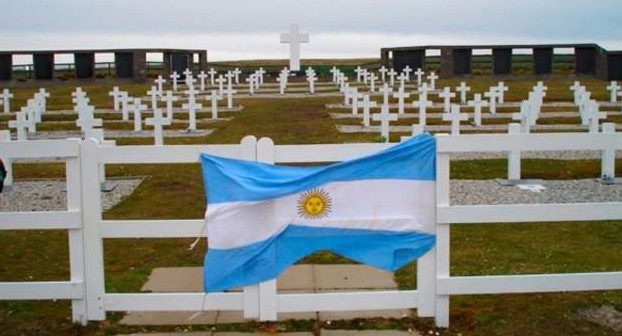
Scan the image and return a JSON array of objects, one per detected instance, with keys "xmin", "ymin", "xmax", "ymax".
[{"xmin": 598, "ymin": 177, "xmax": 622, "ymax": 185}]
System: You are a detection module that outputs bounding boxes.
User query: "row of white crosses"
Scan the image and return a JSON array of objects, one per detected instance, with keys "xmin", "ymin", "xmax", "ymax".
[
  {"xmin": 571, "ymin": 82, "xmax": 607, "ymax": 133},
  {"xmin": 511, "ymin": 83, "xmax": 547, "ymax": 133},
  {"xmin": 73, "ymin": 88, "xmax": 104, "ymax": 137},
  {"xmin": 276, "ymin": 68, "xmax": 291, "ymax": 95},
  {"xmin": 8, "ymin": 89, "xmax": 50, "ymax": 140},
  {"xmin": 245, "ymin": 68, "xmax": 266, "ymax": 95}
]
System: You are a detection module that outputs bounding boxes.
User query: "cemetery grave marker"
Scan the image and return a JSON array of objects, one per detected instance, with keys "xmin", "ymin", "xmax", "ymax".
[
  {"xmin": 280, "ymin": 24, "xmax": 309, "ymax": 71},
  {"xmin": 372, "ymin": 104, "xmax": 397, "ymax": 142},
  {"xmin": 379, "ymin": 65, "xmax": 388, "ymax": 83},
  {"xmin": 233, "ymin": 68, "xmax": 242, "ymax": 84},
  {"xmin": 442, "ymin": 104, "xmax": 468, "ymax": 135},
  {"xmin": 147, "ymin": 86, "xmax": 159, "ymax": 111},
  {"xmin": 1, "ymin": 89, "xmax": 13, "ymax": 114},
  {"xmin": 182, "ymin": 87, "xmax": 202, "ymax": 131},
  {"xmin": 197, "ymin": 71, "xmax": 208, "ymax": 92},
  {"xmin": 428, "ymin": 71, "xmax": 438, "ymax": 90},
  {"xmin": 108, "ymin": 87, "xmax": 122, "ymax": 112},
  {"xmin": 456, "ymin": 82, "xmax": 471, "ymax": 105},
  {"xmin": 131, "ymin": 98, "xmax": 148, "ymax": 132},
  {"xmin": 484, "ymin": 88, "xmax": 498, "ymax": 114},
  {"xmin": 8, "ymin": 111, "xmax": 28, "ymax": 140},
  {"xmin": 468, "ymin": 93, "xmax": 489, "ymax": 127},
  {"xmin": 208, "ymin": 68, "xmax": 217, "ymax": 86},
  {"xmin": 170, "ymin": 71, "xmax": 180, "ymax": 92},
  {"xmin": 607, "ymin": 81, "xmax": 620, "ymax": 103},
  {"xmin": 402, "ymin": 65, "xmax": 413, "ymax": 81},
  {"xmin": 361, "ymin": 94, "xmax": 377, "ymax": 127},
  {"xmin": 145, "ymin": 108, "xmax": 171, "ymax": 146},
  {"xmin": 206, "ymin": 90, "xmax": 223, "ymax": 120},
  {"xmin": 387, "ymin": 68, "xmax": 397, "ymax": 86},
  {"xmin": 380, "ymin": 83, "xmax": 393, "ymax": 106},
  {"xmin": 161, "ymin": 90, "xmax": 179, "ymax": 120},
  {"xmin": 119, "ymin": 92, "xmax": 131, "ymax": 121},
  {"xmin": 414, "ymin": 68, "xmax": 424, "ymax": 87},
  {"xmin": 155, "ymin": 76, "xmax": 166, "ymax": 96},
  {"xmin": 438, "ymin": 87, "xmax": 456, "ymax": 113},
  {"xmin": 495, "ymin": 82, "xmax": 509, "ymax": 104},
  {"xmin": 393, "ymin": 86, "xmax": 410, "ymax": 114}
]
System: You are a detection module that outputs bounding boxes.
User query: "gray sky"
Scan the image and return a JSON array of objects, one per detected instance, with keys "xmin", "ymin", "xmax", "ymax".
[{"xmin": 1, "ymin": 0, "xmax": 621, "ymax": 61}]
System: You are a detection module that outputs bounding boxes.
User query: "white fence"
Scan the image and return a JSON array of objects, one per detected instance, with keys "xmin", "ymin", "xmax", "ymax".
[{"xmin": 1, "ymin": 132, "xmax": 621, "ymax": 327}]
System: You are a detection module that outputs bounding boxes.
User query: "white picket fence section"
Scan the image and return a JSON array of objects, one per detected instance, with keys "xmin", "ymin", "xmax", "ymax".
[{"xmin": 1, "ymin": 132, "xmax": 622, "ymax": 327}]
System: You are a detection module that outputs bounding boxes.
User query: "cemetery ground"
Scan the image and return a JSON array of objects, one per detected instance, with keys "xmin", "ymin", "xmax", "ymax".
[{"xmin": 1, "ymin": 75, "xmax": 622, "ymax": 336}]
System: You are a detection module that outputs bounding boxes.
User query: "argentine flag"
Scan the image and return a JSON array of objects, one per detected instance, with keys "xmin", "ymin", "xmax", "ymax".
[{"xmin": 200, "ymin": 134, "xmax": 436, "ymax": 292}]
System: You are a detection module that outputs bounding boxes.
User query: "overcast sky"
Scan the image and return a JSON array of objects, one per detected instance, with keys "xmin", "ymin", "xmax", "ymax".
[{"xmin": 1, "ymin": 0, "xmax": 621, "ymax": 62}]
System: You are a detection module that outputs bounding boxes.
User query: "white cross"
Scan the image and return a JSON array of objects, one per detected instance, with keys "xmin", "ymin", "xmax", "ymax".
[
  {"xmin": 197, "ymin": 71, "xmax": 208, "ymax": 92},
  {"xmin": 414, "ymin": 68, "xmax": 424, "ymax": 87},
  {"xmin": 216, "ymin": 75, "xmax": 225, "ymax": 95},
  {"xmin": 23, "ymin": 106, "xmax": 36, "ymax": 133},
  {"xmin": 36, "ymin": 88, "xmax": 50, "ymax": 113},
  {"xmin": 495, "ymin": 82, "xmax": 509, "ymax": 104},
  {"xmin": 307, "ymin": 71, "xmax": 318, "ymax": 94},
  {"xmin": 206, "ymin": 90, "xmax": 223, "ymax": 120},
  {"xmin": 145, "ymin": 108, "xmax": 171, "ymax": 146},
  {"xmin": 392, "ymin": 86, "xmax": 410, "ymax": 115},
  {"xmin": 155, "ymin": 76, "xmax": 166, "ymax": 97},
  {"xmin": 338, "ymin": 74, "xmax": 349, "ymax": 93},
  {"xmin": 119, "ymin": 92, "xmax": 131, "ymax": 121},
  {"xmin": 372, "ymin": 104, "xmax": 397, "ymax": 143},
  {"xmin": 456, "ymin": 82, "xmax": 471, "ymax": 105},
  {"xmin": 428, "ymin": 72, "xmax": 438, "ymax": 90},
  {"xmin": 418, "ymin": 83, "xmax": 430, "ymax": 101},
  {"xmin": 343, "ymin": 85, "xmax": 354, "ymax": 106},
  {"xmin": 387, "ymin": 69, "xmax": 397, "ymax": 87},
  {"xmin": 355, "ymin": 66, "xmax": 365, "ymax": 83},
  {"xmin": 246, "ymin": 74, "xmax": 257, "ymax": 95},
  {"xmin": 223, "ymin": 84, "xmax": 237, "ymax": 109},
  {"xmin": 585, "ymin": 101, "xmax": 607, "ymax": 133},
  {"xmin": 397, "ymin": 73, "xmax": 407, "ymax": 89},
  {"xmin": 29, "ymin": 99, "xmax": 43, "ymax": 123},
  {"xmin": 161, "ymin": 90, "xmax": 179, "ymax": 120},
  {"xmin": 8, "ymin": 112, "xmax": 28, "ymax": 140},
  {"xmin": 330, "ymin": 66, "xmax": 339, "ymax": 83},
  {"xmin": 569, "ymin": 81, "xmax": 583, "ymax": 104},
  {"xmin": 484, "ymin": 88, "xmax": 498, "ymax": 114},
  {"xmin": 468, "ymin": 93, "xmax": 489, "ymax": 127},
  {"xmin": 107, "ymin": 86, "xmax": 122, "ymax": 112},
  {"xmin": 533, "ymin": 81, "xmax": 547, "ymax": 96},
  {"xmin": 380, "ymin": 83, "xmax": 393, "ymax": 106},
  {"xmin": 277, "ymin": 72, "xmax": 288, "ymax": 95},
  {"xmin": 607, "ymin": 81, "xmax": 620, "ymax": 103},
  {"xmin": 131, "ymin": 98, "xmax": 147, "ymax": 132},
  {"xmin": 232, "ymin": 68, "xmax": 242, "ymax": 84},
  {"xmin": 182, "ymin": 91, "xmax": 202, "ymax": 131},
  {"xmin": 208, "ymin": 68, "xmax": 217, "ymax": 86},
  {"xmin": 183, "ymin": 68, "xmax": 193, "ymax": 87},
  {"xmin": 512, "ymin": 101, "xmax": 538, "ymax": 133},
  {"xmin": 442, "ymin": 104, "xmax": 468, "ymax": 135},
  {"xmin": 413, "ymin": 94, "xmax": 433, "ymax": 126},
  {"xmin": 257, "ymin": 67, "xmax": 266, "ymax": 85},
  {"xmin": 362, "ymin": 69, "xmax": 369, "ymax": 85},
  {"xmin": 402, "ymin": 66, "xmax": 413, "ymax": 81},
  {"xmin": 280, "ymin": 24, "xmax": 309, "ymax": 71},
  {"xmin": 147, "ymin": 86, "xmax": 159, "ymax": 111},
  {"xmin": 1, "ymin": 89, "xmax": 13, "ymax": 114},
  {"xmin": 76, "ymin": 105, "xmax": 103, "ymax": 133},
  {"xmin": 225, "ymin": 71, "xmax": 235, "ymax": 89},
  {"xmin": 170, "ymin": 72, "xmax": 180, "ymax": 92},
  {"xmin": 368, "ymin": 72, "xmax": 378, "ymax": 92},
  {"xmin": 378, "ymin": 66, "xmax": 388, "ymax": 83},
  {"xmin": 438, "ymin": 87, "xmax": 456, "ymax": 113},
  {"xmin": 351, "ymin": 89, "xmax": 364, "ymax": 115},
  {"xmin": 361, "ymin": 94, "xmax": 377, "ymax": 128}
]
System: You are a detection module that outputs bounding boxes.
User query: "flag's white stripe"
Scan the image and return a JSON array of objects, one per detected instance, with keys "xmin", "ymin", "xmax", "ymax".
[{"xmin": 206, "ymin": 179, "xmax": 434, "ymax": 249}]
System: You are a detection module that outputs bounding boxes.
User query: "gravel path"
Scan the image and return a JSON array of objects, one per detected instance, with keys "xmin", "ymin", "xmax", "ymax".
[{"xmin": 0, "ymin": 178, "xmax": 143, "ymax": 212}]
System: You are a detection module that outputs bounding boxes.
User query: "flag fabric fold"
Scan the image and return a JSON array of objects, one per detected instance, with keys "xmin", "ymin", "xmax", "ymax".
[{"xmin": 201, "ymin": 133, "xmax": 436, "ymax": 292}]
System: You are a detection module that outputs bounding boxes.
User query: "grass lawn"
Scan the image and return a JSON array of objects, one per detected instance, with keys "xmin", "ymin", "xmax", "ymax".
[{"xmin": 1, "ymin": 71, "xmax": 621, "ymax": 335}]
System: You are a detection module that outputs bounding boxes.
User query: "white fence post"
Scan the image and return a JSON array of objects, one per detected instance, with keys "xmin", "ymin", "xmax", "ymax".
[
  {"xmin": 240, "ymin": 136, "xmax": 261, "ymax": 319},
  {"xmin": 435, "ymin": 134, "xmax": 451, "ymax": 328},
  {"xmin": 601, "ymin": 123, "xmax": 616, "ymax": 180},
  {"xmin": 256, "ymin": 137, "xmax": 278, "ymax": 321},
  {"xmin": 65, "ymin": 139, "xmax": 88, "ymax": 324},
  {"xmin": 0, "ymin": 130, "xmax": 13, "ymax": 189},
  {"xmin": 508, "ymin": 123, "xmax": 522, "ymax": 181},
  {"xmin": 417, "ymin": 247, "xmax": 436, "ymax": 317},
  {"xmin": 80, "ymin": 138, "xmax": 107, "ymax": 320}
]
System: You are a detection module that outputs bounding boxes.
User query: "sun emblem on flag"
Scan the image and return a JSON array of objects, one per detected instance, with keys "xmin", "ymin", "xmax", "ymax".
[{"xmin": 297, "ymin": 188, "xmax": 332, "ymax": 219}]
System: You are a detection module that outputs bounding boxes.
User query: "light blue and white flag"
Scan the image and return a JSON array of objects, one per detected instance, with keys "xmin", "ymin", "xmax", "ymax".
[{"xmin": 200, "ymin": 134, "xmax": 436, "ymax": 292}]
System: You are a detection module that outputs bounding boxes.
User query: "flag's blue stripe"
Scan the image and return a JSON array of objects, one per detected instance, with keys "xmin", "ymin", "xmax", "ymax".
[
  {"xmin": 201, "ymin": 133, "xmax": 436, "ymax": 204},
  {"xmin": 204, "ymin": 224, "xmax": 435, "ymax": 292}
]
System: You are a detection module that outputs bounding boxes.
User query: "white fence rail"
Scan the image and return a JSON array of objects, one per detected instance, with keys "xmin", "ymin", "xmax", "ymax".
[{"xmin": 0, "ymin": 132, "xmax": 621, "ymax": 327}]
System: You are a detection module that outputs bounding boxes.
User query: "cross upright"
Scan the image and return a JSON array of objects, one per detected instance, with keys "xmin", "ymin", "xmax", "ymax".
[
  {"xmin": 484, "ymin": 88, "xmax": 498, "ymax": 114},
  {"xmin": 402, "ymin": 66, "xmax": 413, "ymax": 81},
  {"xmin": 456, "ymin": 82, "xmax": 471, "ymax": 104},
  {"xmin": 569, "ymin": 81, "xmax": 583, "ymax": 104},
  {"xmin": 119, "ymin": 92, "xmax": 131, "ymax": 121},
  {"xmin": 512, "ymin": 101, "xmax": 538, "ymax": 133},
  {"xmin": 496, "ymin": 82, "xmax": 509, "ymax": 104},
  {"xmin": 442, "ymin": 104, "xmax": 468, "ymax": 135},
  {"xmin": 131, "ymin": 98, "xmax": 148, "ymax": 132},
  {"xmin": 585, "ymin": 101, "xmax": 607, "ymax": 133},
  {"xmin": 343, "ymin": 85, "xmax": 354, "ymax": 106},
  {"xmin": 197, "ymin": 71, "xmax": 208, "ymax": 92},
  {"xmin": 418, "ymin": 83, "xmax": 430, "ymax": 102},
  {"xmin": 257, "ymin": 67, "xmax": 266, "ymax": 85},
  {"xmin": 145, "ymin": 108, "xmax": 171, "ymax": 146},
  {"xmin": 155, "ymin": 76, "xmax": 166, "ymax": 96},
  {"xmin": 330, "ymin": 66, "xmax": 339, "ymax": 83},
  {"xmin": 368, "ymin": 72, "xmax": 378, "ymax": 92},
  {"xmin": 413, "ymin": 94, "xmax": 433, "ymax": 126},
  {"xmin": 468, "ymin": 93, "xmax": 489, "ymax": 127},
  {"xmin": 387, "ymin": 69, "xmax": 397, "ymax": 87},
  {"xmin": 438, "ymin": 87, "xmax": 456, "ymax": 113},
  {"xmin": 76, "ymin": 105, "xmax": 103, "ymax": 134},
  {"xmin": 36, "ymin": 88, "xmax": 50, "ymax": 113},
  {"xmin": 161, "ymin": 90, "xmax": 179, "ymax": 120},
  {"xmin": 206, "ymin": 90, "xmax": 223, "ymax": 120},
  {"xmin": 379, "ymin": 66, "xmax": 388, "ymax": 83},
  {"xmin": 392, "ymin": 86, "xmax": 410, "ymax": 114},
  {"xmin": 23, "ymin": 106, "xmax": 36, "ymax": 133},
  {"xmin": 607, "ymin": 81, "xmax": 620, "ymax": 103},
  {"xmin": 147, "ymin": 86, "xmax": 159, "ymax": 111},
  {"xmin": 338, "ymin": 74, "xmax": 349, "ymax": 93},
  {"xmin": 280, "ymin": 24, "xmax": 309, "ymax": 71},
  {"xmin": 182, "ymin": 92, "xmax": 202, "ymax": 131},
  {"xmin": 380, "ymin": 83, "xmax": 393, "ymax": 106},
  {"xmin": 277, "ymin": 72, "xmax": 289, "ymax": 95},
  {"xmin": 414, "ymin": 68, "xmax": 425, "ymax": 87},
  {"xmin": 246, "ymin": 74, "xmax": 256, "ymax": 95},
  {"xmin": 222, "ymin": 84, "xmax": 237, "ymax": 109},
  {"xmin": 372, "ymin": 104, "xmax": 398, "ymax": 143},
  {"xmin": 216, "ymin": 75, "xmax": 226, "ymax": 95},
  {"xmin": 361, "ymin": 94, "xmax": 378, "ymax": 128},
  {"xmin": 351, "ymin": 88, "xmax": 364, "ymax": 115},
  {"xmin": 397, "ymin": 73, "xmax": 407, "ymax": 89},
  {"xmin": 183, "ymin": 69, "xmax": 193, "ymax": 86},
  {"xmin": 8, "ymin": 112, "xmax": 28, "ymax": 140},
  {"xmin": 355, "ymin": 66, "xmax": 365, "ymax": 83},
  {"xmin": 533, "ymin": 82, "xmax": 547, "ymax": 97},
  {"xmin": 225, "ymin": 71, "xmax": 235, "ymax": 88},
  {"xmin": 307, "ymin": 71, "xmax": 318, "ymax": 94},
  {"xmin": 232, "ymin": 68, "xmax": 242, "ymax": 84},
  {"xmin": 208, "ymin": 68, "xmax": 217, "ymax": 86},
  {"xmin": 428, "ymin": 71, "xmax": 438, "ymax": 90},
  {"xmin": 170, "ymin": 72, "xmax": 180, "ymax": 92},
  {"xmin": 1, "ymin": 89, "xmax": 13, "ymax": 114}
]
